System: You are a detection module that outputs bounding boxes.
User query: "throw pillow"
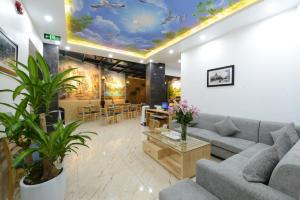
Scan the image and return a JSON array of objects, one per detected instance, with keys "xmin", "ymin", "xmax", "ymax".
[
  {"xmin": 214, "ymin": 117, "xmax": 240, "ymax": 136},
  {"xmin": 270, "ymin": 123, "xmax": 299, "ymax": 145},
  {"xmin": 243, "ymin": 146, "xmax": 279, "ymax": 183},
  {"xmin": 274, "ymin": 132, "xmax": 293, "ymax": 159}
]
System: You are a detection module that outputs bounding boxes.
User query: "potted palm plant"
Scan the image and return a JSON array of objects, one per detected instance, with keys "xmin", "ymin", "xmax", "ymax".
[{"xmin": 0, "ymin": 52, "xmax": 95, "ymax": 200}]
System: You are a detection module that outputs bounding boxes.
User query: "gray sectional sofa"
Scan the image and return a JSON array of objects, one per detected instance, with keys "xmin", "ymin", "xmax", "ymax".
[{"xmin": 160, "ymin": 113, "xmax": 300, "ymax": 200}]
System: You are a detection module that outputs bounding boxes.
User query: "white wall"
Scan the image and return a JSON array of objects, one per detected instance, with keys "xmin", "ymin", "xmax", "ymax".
[
  {"xmin": 182, "ymin": 8, "xmax": 300, "ymax": 124},
  {"xmin": 0, "ymin": 0, "xmax": 43, "ymax": 114},
  {"xmin": 165, "ymin": 67, "xmax": 181, "ymax": 77}
]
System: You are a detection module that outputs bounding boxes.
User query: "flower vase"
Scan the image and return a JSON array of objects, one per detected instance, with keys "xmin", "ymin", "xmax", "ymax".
[{"xmin": 181, "ymin": 124, "xmax": 187, "ymax": 142}]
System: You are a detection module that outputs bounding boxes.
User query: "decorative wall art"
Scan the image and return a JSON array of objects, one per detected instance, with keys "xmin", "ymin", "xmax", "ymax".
[
  {"xmin": 168, "ymin": 79, "xmax": 181, "ymax": 100},
  {"xmin": 0, "ymin": 28, "xmax": 18, "ymax": 76},
  {"xmin": 59, "ymin": 57, "xmax": 100, "ymax": 100},
  {"xmin": 103, "ymin": 69, "xmax": 125, "ymax": 100},
  {"xmin": 207, "ymin": 65, "xmax": 234, "ymax": 87},
  {"xmin": 65, "ymin": 0, "xmax": 261, "ymax": 58}
]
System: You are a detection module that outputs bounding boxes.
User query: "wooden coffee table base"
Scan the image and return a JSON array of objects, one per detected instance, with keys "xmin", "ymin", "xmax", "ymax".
[{"xmin": 143, "ymin": 138, "xmax": 211, "ymax": 179}]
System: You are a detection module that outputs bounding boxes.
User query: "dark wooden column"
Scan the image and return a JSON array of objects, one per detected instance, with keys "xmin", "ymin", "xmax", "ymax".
[
  {"xmin": 43, "ymin": 43, "xmax": 59, "ymax": 130},
  {"xmin": 146, "ymin": 62, "xmax": 166, "ymax": 108}
]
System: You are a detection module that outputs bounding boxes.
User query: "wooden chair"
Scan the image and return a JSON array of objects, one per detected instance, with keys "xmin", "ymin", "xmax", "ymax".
[
  {"xmin": 122, "ymin": 105, "xmax": 131, "ymax": 119},
  {"xmin": 114, "ymin": 107, "xmax": 123, "ymax": 123},
  {"xmin": 136, "ymin": 104, "xmax": 142, "ymax": 116},
  {"xmin": 100, "ymin": 108, "xmax": 115, "ymax": 124},
  {"xmin": 91, "ymin": 106, "xmax": 100, "ymax": 120},
  {"xmin": 130, "ymin": 105, "xmax": 138, "ymax": 118},
  {"xmin": 0, "ymin": 138, "xmax": 24, "ymax": 200},
  {"xmin": 77, "ymin": 106, "xmax": 92, "ymax": 121}
]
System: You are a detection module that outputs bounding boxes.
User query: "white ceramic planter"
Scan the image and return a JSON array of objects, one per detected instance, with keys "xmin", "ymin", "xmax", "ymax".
[{"xmin": 20, "ymin": 169, "xmax": 65, "ymax": 200}]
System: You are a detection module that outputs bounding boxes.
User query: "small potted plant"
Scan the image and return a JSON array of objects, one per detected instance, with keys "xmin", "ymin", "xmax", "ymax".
[
  {"xmin": 0, "ymin": 52, "xmax": 95, "ymax": 200},
  {"xmin": 169, "ymin": 100, "xmax": 199, "ymax": 142}
]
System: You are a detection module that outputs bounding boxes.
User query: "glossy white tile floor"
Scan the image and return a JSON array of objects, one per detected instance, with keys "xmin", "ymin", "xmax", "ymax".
[{"xmin": 64, "ymin": 118, "xmax": 178, "ymax": 200}]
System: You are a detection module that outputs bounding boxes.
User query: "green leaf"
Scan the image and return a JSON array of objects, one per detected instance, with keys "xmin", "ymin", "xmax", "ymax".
[
  {"xmin": 16, "ymin": 69, "xmax": 31, "ymax": 84},
  {"xmin": 13, "ymin": 85, "xmax": 26, "ymax": 100},
  {"xmin": 28, "ymin": 56, "xmax": 39, "ymax": 82},
  {"xmin": 15, "ymin": 97, "xmax": 29, "ymax": 119},
  {"xmin": 13, "ymin": 148, "xmax": 38, "ymax": 168},
  {"xmin": 0, "ymin": 89, "xmax": 14, "ymax": 93},
  {"xmin": 0, "ymin": 71, "xmax": 22, "ymax": 84},
  {"xmin": 36, "ymin": 52, "xmax": 50, "ymax": 82},
  {"xmin": 25, "ymin": 119, "xmax": 48, "ymax": 146}
]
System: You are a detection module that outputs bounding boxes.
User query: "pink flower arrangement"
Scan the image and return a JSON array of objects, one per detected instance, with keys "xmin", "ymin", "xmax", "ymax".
[{"xmin": 169, "ymin": 100, "xmax": 200, "ymax": 125}]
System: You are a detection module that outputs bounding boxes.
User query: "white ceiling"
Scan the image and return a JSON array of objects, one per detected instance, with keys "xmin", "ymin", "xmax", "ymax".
[{"xmin": 23, "ymin": 0, "xmax": 300, "ymax": 68}]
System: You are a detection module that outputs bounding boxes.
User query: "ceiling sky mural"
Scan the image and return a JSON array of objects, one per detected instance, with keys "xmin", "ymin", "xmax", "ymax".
[{"xmin": 65, "ymin": 0, "xmax": 261, "ymax": 58}]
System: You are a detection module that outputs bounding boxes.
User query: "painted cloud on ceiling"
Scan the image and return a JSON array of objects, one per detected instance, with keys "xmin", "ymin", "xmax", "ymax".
[{"xmin": 67, "ymin": 0, "xmax": 241, "ymax": 55}]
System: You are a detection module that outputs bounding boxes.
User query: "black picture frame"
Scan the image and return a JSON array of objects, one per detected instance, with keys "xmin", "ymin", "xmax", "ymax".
[
  {"xmin": 207, "ymin": 65, "xmax": 234, "ymax": 87},
  {"xmin": 0, "ymin": 27, "xmax": 18, "ymax": 76}
]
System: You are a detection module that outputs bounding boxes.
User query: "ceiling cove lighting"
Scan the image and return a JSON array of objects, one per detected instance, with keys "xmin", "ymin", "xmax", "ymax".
[
  {"xmin": 65, "ymin": 4, "xmax": 72, "ymax": 13},
  {"xmin": 64, "ymin": 0, "xmax": 261, "ymax": 59},
  {"xmin": 44, "ymin": 15, "xmax": 53, "ymax": 22}
]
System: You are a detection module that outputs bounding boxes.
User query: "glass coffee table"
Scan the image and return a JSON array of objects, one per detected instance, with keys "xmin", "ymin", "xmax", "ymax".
[{"xmin": 143, "ymin": 129, "xmax": 211, "ymax": 179}]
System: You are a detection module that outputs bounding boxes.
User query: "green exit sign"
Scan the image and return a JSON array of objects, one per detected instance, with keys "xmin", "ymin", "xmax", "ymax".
[{"xmin": 44, "ymin": 33, "xmax": 61, "ymax": 41}]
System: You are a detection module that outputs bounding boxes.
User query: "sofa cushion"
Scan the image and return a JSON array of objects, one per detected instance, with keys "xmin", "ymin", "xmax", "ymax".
[
  {"xmin": 194, "ymin": 113, "xmax": 226, "ymax": 132},
  {"xmin": 196, "ymin": 160, "xmax": 295, "ymax": 200},
  {"xmin": 242, "ymin": 146, "xmax": 279, "ymax": 183},
  {"xmin": 239, "ymin": 143, "xmax": 271, "ymax": 158},
  {"xmin": 194, "ymin": 113, "xmax": 260, "ymax": 142},
  {"xmin": 188, "ymin": 129, "xmax": 221, "ymax": 143},
  {"xmin": 212, "ymin": 137, "xmax": 256, "ymax": 154},
  {"xmin": 159, "ymin": 179, "xmax": 219, "ymax": 200},
  {"xmin": 214, "ymin": 117, "xmax": 240, "ymax": 136},
  {"xmin": 258, "ymin": 121, "xmax": 300, "ymax": 145},
  {"xmin": 271, "ymin": 123, "xmax": 299, "ymax": 145},
  {"xmin": 269, "ymin": 140, "xmax": 300, "ymax": 199},
  {"xmin": 274, "ymin": 132, "xmax": 293, "ymax": 160}
]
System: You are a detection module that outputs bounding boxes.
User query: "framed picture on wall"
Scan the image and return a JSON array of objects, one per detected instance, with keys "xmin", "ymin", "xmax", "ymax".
[
  {"xmin": 207, "ymin": 65, "xmax": 234, "ymax": 87},
  {"xmin": 0, "ymin": 28, "xmax": 18, "ymax": 76}
]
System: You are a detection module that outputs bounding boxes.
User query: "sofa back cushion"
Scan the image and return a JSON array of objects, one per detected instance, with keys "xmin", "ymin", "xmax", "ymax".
[
  {"xmin": 195, "ymin": 113, "xmax": 260, "ymax": 142},
  {"xmin": 269, "ymin": 140, "xmax": 300, "ymax": 199},
  {"xmin": 259, "ymin": 121, "xmax": 300, "ymax": 145}
]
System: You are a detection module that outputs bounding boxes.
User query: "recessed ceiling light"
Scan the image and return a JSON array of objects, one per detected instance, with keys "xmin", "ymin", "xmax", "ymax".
[
  {"xmin": 265, "ymin": 4, "xmax": 276, "ymax": 12},
  {"xmin": 44, "ymin": 15, "xmax": 53, "ymax": 22},
  {"xmin": 65, "ymin": 46, "xmax": 70, "ymax": 50},
  {"xmin": 55, "ymin": 41, "xmax": 61, "ymax": 45},
  {"xmin": 200, "ymin": 35, "xmax": 206, "ymax": 41},
  {"xmin": 140, "ymin": 60, "xmax": 144, "ymax": 63},
  {"xmin": 168, "ymin": 49, "xmax": 174, "ymax": 54},
  {"xmin": 149, "ymin": 59, "xmax": 153, "ymax": 63},
  {"xmin": 178, "ymin": 59, "xmax": 181, "ymax": 63},
  {"xmin": 108, "ymin": 53, "xmax": 113, "ymax": 58}
]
